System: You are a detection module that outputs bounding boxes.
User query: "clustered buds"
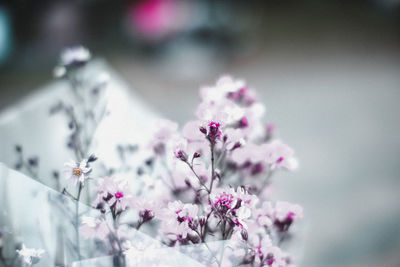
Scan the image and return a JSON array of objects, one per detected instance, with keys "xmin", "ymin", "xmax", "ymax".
[
  {"xmin": 139, "ymin": 209, "xmax": 155, "ymax": 223},
  {"xmin": 175, "ymin": 149, "xmax": 188, "ymax": 162},
  {"xmin": 200, "ymin": 121, "xmax": 222, "ymax": 145}
]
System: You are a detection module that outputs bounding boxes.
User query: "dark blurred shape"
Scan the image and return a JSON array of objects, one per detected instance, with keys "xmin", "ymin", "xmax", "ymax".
[{"xmin": 40, "ymin": 2, "xmax": 86, "ymax": 49}]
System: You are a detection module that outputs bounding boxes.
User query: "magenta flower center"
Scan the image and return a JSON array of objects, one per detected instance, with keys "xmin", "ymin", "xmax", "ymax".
[
  {"xmin": 277, "ymin": 157, "xmax": 284, "ymax": 163},
  {"xmin": 267, "ymin": 258, "xmax": 275, "ymax": 265},
  {"xmin": 115, "ymin": 192, "xmax": 124, "ymax": 199},
  {"xmin": 214, "ymin": 192, "xmax": 234, "ymax": 209},
  {"xmin": 239, "ymin": 117, "xmax": 248, "ymax": 128}
]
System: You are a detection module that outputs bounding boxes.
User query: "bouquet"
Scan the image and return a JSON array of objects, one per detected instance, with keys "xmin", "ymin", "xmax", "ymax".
[{"xmin": 0, "ymin": 47, "xmax": 303, "ymax": 267}]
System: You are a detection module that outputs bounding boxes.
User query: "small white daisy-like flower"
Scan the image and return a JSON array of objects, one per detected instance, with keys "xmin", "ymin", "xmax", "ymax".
[
  {"xmin": 16, "ymin": 244, "xmax": 45, "ymax": 266},
  {"xmin": 60, "ymin": 46, "xmax": 91, "ymax": 67},
  {"xmin": 64, "ymin": 159, "xmax": 91, "ymax": 186}
]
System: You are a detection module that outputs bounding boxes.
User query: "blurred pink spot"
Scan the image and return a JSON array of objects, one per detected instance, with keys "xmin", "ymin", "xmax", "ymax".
[{"xmin": 130, "ymin": 0, "xmax": 177, "ymax": 38}]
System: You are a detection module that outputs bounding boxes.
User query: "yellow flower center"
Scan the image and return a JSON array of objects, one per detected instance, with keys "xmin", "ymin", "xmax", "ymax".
[{"xmin": 73, "ymin": 168, "xmax": 82, "ymax": 176}]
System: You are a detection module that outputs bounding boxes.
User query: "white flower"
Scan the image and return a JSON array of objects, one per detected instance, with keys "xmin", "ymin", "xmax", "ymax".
[
  {"xmin": 64, "ymin": 159, "xmax": 91, "ymax": 186},
  {"xmin": 60, "ymin": 46, "xmax": 91, "ymax": 67},
  {"xmin": 16, "ymin": 244, "xmax": 45, "ymax": 266}
]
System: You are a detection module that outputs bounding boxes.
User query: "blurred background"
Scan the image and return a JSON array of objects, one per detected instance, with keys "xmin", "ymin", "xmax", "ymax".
[{"xmin": 0, "ymin": 0, "xmax": 400, "ymax": 266}]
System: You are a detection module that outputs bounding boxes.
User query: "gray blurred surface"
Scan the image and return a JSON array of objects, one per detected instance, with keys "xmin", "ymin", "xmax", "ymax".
[{"xmin": 1, "ymin": 2, "xmax": 400, "ymax": 266}]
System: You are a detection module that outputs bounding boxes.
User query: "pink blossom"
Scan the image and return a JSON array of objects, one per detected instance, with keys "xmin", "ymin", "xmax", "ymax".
[
  {"xmin": 130, "ymin": 0, "xmax": 179, "ymax": 39},
  {"xmin": 182, "ymin": 120, "xmax": 205, "ymax": 142},
  {"xmin": 250, "ymin": 235, "xmax": 285, "ymax": 267},
  {"xmin": 230, "ymin": 143, "xmax": 269, "ymax": 166},
  {"xmin": 210, "ymin": 187, "xmax": 258, "ymax": 231},
  {"xmin": 159, "ymin": 201, "xmax": 198, "ymax": 240},
  {"xmin": 265, "ymin": 140, "xmax": 298, "ymax": 171},
  {"xmin": 150, "ymin": 119, "xmax": 179, "ymax": 155},
  {"xmin": 79, "ymin": 216, "xmax": 109, "ymax": 240},
  {"xmin": 199, "ymin": 76, "xmax": 246, "ymax": 103},
  {"xmin": 274, "ymin": 201, "xmax": 303, "ymax": 222},
  {"xmin": 254, "ymin": 201, "xmax": 274, "ymax": 227},
  {"xmin": 130, "ymin": 197, "xmax": 163, "ymax": 219},
  {"xmin": 152, "ymin": 119, "xmax": 179, "ymax": 143},
  {"xmin": 95, "ymin": 177, "xmax": 133, "ymax": 211}
]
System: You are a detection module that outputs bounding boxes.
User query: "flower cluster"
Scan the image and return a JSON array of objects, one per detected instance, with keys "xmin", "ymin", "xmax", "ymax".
[
  {"xmin": 128, "ymin": 76, "xmax": 304, "ymax": 266},
  {"xmin": 159, "ymin": 201, "xmax": 199, "ymax": 244},
  {"xmin": 47, "ymin": 47, "xmax": 303, "ymax": 267}
]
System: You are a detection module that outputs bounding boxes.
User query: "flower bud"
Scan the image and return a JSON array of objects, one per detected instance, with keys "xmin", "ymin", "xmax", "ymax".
[
  {"xmin": 193, "ymin": 152, "xmax": 201, "ymax": 159},
  {"xmin": 241, "ymin": 229, "xmax": 248, "ymax": 241},
  {"xmin": 199, "ymin": 126, "xmax": 207, "ymax": 135},
  {"xmin": 175, "ymin": 150, "xmax": 188, "ymax": 162},
  {"xmin": 139, "ymin": 209, "xmax": 155, "ymax": 223},
  {"xmin": 199, "ymin": 216, "xmax": 207, "ymax": 227}
]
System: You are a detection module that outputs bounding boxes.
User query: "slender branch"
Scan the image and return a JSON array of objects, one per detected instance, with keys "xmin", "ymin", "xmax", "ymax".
[
  {"xmin": 75, "ymin": 183, "xmax": 83, "ymax": 261},
  {"xmin": 193, "ymin": 230, "xmax": 220, "ymax": 266},
  {"xmin": 62, "ymin": 188, "xmax": 78, "ymax": 201},
  {"xmin": 184, "ymin": 162, "xmax": 210, "ymax": 193},
  {"xmin": 209, "ymin": 143, "xmax": 216, "ymax": 193}
]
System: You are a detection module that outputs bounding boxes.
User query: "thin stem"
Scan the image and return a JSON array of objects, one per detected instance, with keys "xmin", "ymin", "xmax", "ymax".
[
  {"xmin": 184, "ymin": 161, "xmax": 210, "ymax": 193},
  {"xmin": 112, "ymin": 215, "xmax": 126, "ymax": 267},
  {"xmin": 75, "ymin": 183, "xmax": 83, "ymax": 262},
  {"xmin": 62, "ymin": 188, "xmax": 78, "ymax": 201},
  {"xmin": 221, "ymin": 219, "xmax": 227, "ymax": 240},
  {"xmin": 209, "ymin": 143, "xmax": 216, "ymax": 193},
  {"xmin": 215, "ymin": 144, "xmax": 226, "ymax": 167},
  {"xmin": 193, "ymin": 230, "xmax": 220, "ymax": 266},
  {"xmin": 136, "ymin": 219, "xmax": 144, "ymax": 230}
]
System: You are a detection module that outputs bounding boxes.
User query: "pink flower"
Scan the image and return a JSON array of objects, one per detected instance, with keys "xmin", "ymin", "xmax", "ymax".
[
  {"xmin": 273, "ymin": 201, "xmax": 303, "ymax": 232},
  {"xmin": 226, "ymin": 85, "xmax": 258, "ymax": 106},
  {"xmin": 153, "ymin": 119, "xmax": 179, "ymax": 142},
  {"xmin": 130, "ymin": 197, "xmax": 162, "ymax": 219},
  {"xmin": 200, "ymin": 76, "xmax": 247, "ymax": 104},
  {"xmin": 265, "ymin": 140, "xmax": 298, "ymax": 171},
  {"xmin": 172, "ymin": 135, "xmax": 208, "ymax": 164},
  {"xmin": 79, "ymin": 216, "xmax": 109, "ymax": 240},
  {"xmin": 210, "ymin": 187, "xmax": 258, "ymax": 230},
  {"xmin": 150, "ymin": 119, "xmax": 179, "ymax": 155},
  {"xmin": 205, "ymin": 121, "xmax": 222, "ymax": 145},
  {"xmin": 95, "ymin": 177, "xmax": 133, "ymax": 211},
  {"xmin": 182, "ymin": 120, "xmax": 205, "ymax": 142},
  {"xmin": 230, "ymin": 143, "xmax": 269, "ymax": 165},
  {"xmin": 159, "ymin": 201, "xmax": 199, "ymax": 240},
  {"xmin": 250, "ymin": 235, "xmax": 285, "ymax": 267},
  {"xmin": 254, "ymin": 201, "xmax": 274, "ymax": 227},
  {"xmin": 130, "ymin": 0, "xmax": 179, "ymax": 39}
]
